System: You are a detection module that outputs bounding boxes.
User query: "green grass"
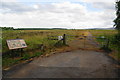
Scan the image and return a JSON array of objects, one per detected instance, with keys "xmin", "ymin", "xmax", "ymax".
[
  {"xmin": 89, "ymin": 30, "xmax": 120, "ymax": 60},
  {"xmin": 32, "ymin": 52, "xmax": 43, "ymax": 57},
  {"xmin": 0, "ymin": 57, "xmax": 2, "ymax": 66},
  {"xmin": 2, "ymin": 30, "xmax": 82, "ymax": 53},
  {"xmin": 2, "ymin": 58, "xmax": 21, "ymax": 67},
  {"xmin": 89, "ymin": 30, "xmax": 118, "ymax": 50},
  {"xmin": 21, "ymin": 52, "xmax": 43, "ymax": 60},
  {"xmin": 2, "ymin": 52, "xmax": 44, "ymax": 68},
  {"xmin": 96, "ymin": 34, "xmax": 118, "ymax": 50}
]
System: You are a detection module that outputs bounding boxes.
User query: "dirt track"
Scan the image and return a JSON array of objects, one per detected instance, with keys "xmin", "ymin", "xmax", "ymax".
[{"xmin": 3, "ymin": 31, "xmax": 119, "ymax": 78}]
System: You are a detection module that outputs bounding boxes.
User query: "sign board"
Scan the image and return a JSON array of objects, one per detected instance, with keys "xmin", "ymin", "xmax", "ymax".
[
  {"xmin": 58, "ymin": 36, "xmax": 63, "ymax": 40},
  {"xmin": 6, "ymin": 39, "xmax": 27, "ymax": 50}
]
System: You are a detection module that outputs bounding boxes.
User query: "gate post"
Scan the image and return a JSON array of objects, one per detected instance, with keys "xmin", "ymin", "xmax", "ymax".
[
  {"xmin": 84, "ymin": 36, "xmax": 87, "ymax": 48},
  {"xmin": 63, "ymin": 34, "xmax": 66, "ymax": 45}
]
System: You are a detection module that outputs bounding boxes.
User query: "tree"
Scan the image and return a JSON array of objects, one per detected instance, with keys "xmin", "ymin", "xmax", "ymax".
[
  {"xmin": 114, "ymin": 0, "xmax": 120, "ymax": 31},
  {"xmin": 114, "ymin": 0, "xmax": 120, "ymax": 54}
]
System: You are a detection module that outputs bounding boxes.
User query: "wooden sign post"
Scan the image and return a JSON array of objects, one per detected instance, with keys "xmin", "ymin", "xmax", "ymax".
[{"xmin": 6, "ymin": 39, "xmax": 27, "ymax": 57}]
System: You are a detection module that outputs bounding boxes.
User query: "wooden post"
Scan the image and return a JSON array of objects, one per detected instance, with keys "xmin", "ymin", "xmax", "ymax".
[
  {"xmin": 106, "ymin": 39, "xmax": 109, "ymax": 48},
  {"xmin": 11, "ymin": 50, "xmax": 14, "ymax": 59},
  {"xmin": 20, "ymin": 48, "xmax": 24, "ymax": 57},
  {"xmin": 63, "ymin": 34, "xmax": 66, "ymax": 45},
  {"xmin": 84, "ymin": 36, "xmax": 86, "ymax": 48}
]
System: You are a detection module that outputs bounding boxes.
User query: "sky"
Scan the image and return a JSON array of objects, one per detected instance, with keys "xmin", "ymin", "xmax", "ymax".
[{"xmin": 0, "ymin": 0, "xmax": 116, "ymax": 29}]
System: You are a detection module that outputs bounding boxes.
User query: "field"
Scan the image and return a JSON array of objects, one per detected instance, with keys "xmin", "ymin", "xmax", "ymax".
[
  {"xmin": 2, "ymin": 30, "xmax": 85, "ymax": 53},
  {"xmin": 89, "ymin": 30, "xmax": 119, "ymax": 62},
  {"xmin": 1, "ymin": 29, "xmax": 119, "ymax": 68}
]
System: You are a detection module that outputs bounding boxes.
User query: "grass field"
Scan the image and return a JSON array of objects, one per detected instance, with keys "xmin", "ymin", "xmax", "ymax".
[
  {"xmin": 2, "ymin": 30, "xmax": 84, "ymax": 53},
  {"xmin": 89, "ymin": 30, "xmax": 119, "ymax": 61},
  {"xmin": 1, "ymin": 29, "xmax": 119, "ymax": 68}
]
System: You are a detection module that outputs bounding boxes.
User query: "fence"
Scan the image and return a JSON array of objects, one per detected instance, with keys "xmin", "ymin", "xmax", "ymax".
[{"xmin": 4, "ymin": 34, "xmax": 111, "ymax": 58}]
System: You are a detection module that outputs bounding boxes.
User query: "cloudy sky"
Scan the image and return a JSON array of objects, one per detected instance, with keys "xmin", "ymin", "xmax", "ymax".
[{"xmin": 0, "ymin": 0, "xmax": 116, "ymax": 29}]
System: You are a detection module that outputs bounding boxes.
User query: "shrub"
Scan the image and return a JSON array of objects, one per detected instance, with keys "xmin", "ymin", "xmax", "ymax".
[
  {"xmin": 32, "ymin": 52, "xmax": 43, "ymax": 57},
  {"xmin": 21, "ymin": 53, "xmax": 31, "ymax": 60}
]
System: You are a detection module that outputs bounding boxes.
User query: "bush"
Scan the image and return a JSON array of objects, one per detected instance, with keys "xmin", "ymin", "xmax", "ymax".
[
  {"xmin": 110, "ymin": 34, "xmax": 120, "ymax": 44},
  {"xmin": 21, "ymin": 53, "xmax": 31, "ymax": 60},
  {"xmin": 54, "ymin": 40, "xmax": 64, "ymax": 47},
  {"xmin": 32, "ymin": 52, "xmax": 43, "ymax": 57}
]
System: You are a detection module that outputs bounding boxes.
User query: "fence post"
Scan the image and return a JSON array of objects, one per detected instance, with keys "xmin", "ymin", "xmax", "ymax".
[
  {"xmin": 84, "ymin": 36, "xmax": 86, "ymax": 48},
  {"xmin": 105, "ymin": 39, "xmax": 109, "ymax": 48},
  {"xmin": 63, "ymin": 34, "xmax": 66, "ymax": 45}
]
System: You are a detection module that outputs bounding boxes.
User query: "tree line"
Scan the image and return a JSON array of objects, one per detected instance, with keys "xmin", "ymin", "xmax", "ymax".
[{"xmin": 0, "ymin": 27, "xmax": 14, "ymax": 30}]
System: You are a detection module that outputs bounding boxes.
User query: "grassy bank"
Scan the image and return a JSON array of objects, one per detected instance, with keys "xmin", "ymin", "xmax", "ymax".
[{"xmin": 89, "ymin": 30, "xmax": 119, "ymax": 61}]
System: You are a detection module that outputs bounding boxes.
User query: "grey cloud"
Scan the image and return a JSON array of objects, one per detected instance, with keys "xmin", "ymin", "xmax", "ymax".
[
  {"xmin": 92, "ymin": 2, "xmax": 115, "ymax": 11},
  {"xmin": 1, "ymin": 2, "xmax": 86, "ymax": 14},
  {"xmin": 1, "ymin": 2, "xmax": 35, "ymax": 13}
]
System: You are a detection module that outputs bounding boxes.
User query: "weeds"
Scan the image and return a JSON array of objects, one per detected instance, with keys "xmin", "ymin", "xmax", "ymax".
[
  {"xmin": 32, "ymin": 52, "xmax": 43, "ymax": 57},
  {"xmin": 21, "ymin": 53, "xmax": 31, "ymax": 60}
]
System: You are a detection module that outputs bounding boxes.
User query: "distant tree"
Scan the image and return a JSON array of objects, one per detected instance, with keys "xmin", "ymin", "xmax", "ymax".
[
  {"xmin": 114, "ymin": 0, "xmax": 120, "ymax": 31},
  {"xmin": 0, "ymin": 27, "xmax": 14, "ymax": 30}
]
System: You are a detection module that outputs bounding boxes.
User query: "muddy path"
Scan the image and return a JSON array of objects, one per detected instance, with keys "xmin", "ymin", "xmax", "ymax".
[
  {"xmin": 3, "ymin": 31, "xmax": 119, "ymax": 78},
  {"xmin": 67, "ymin": 31, "xmax": 100, "ymax": 50}
]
